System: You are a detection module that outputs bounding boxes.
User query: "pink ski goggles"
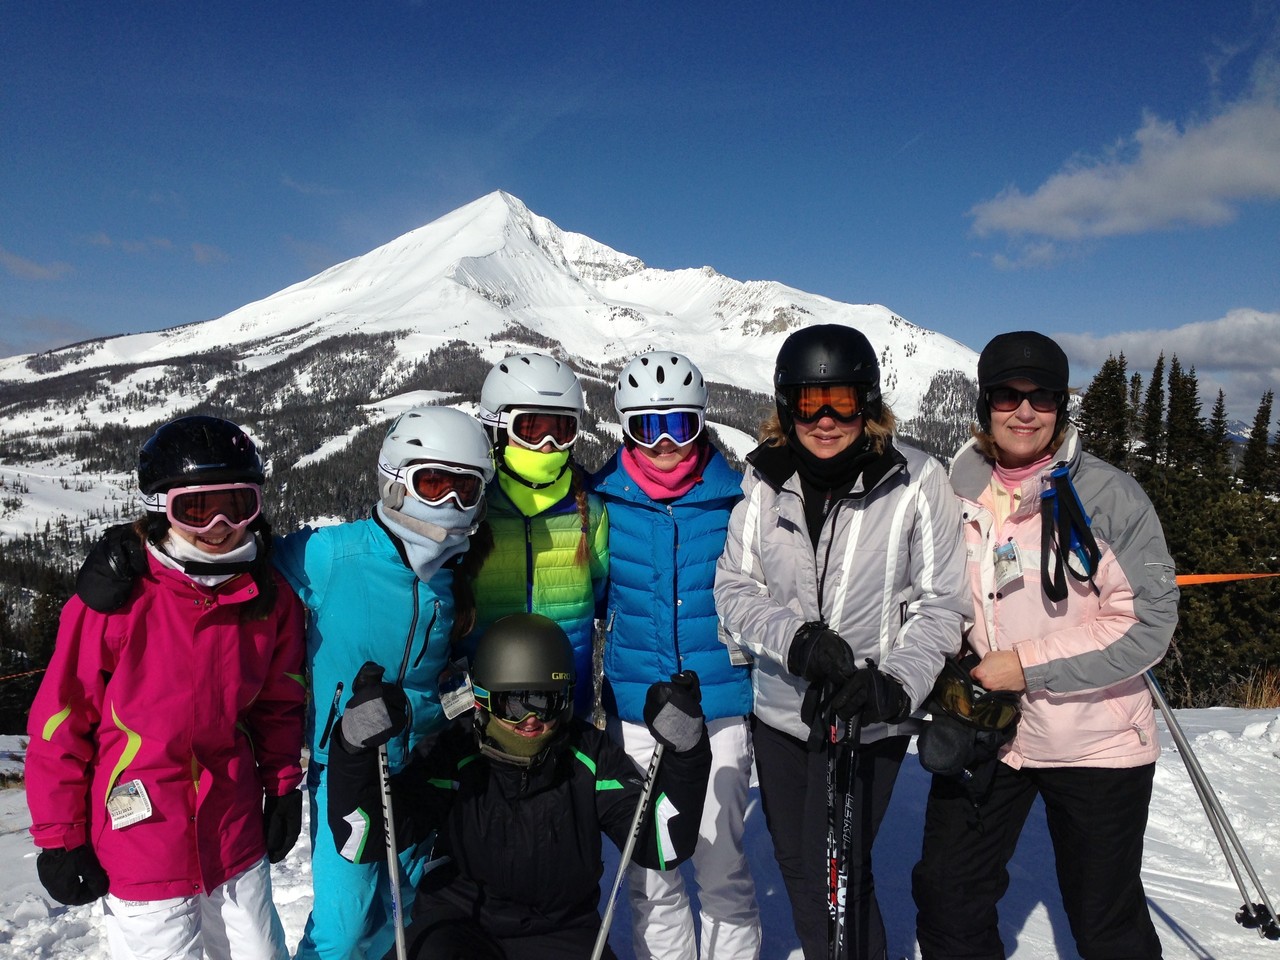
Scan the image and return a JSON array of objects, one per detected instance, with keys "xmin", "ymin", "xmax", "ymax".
[{"xmin": 146, "ymin": 482, "xmax": 263, "ymax": 535}]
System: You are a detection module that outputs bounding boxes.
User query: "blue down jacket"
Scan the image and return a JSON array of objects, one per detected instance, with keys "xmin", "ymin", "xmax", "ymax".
[{"xmin": 593, "ymin": 445, "xmax": 753, "ymax": 723}]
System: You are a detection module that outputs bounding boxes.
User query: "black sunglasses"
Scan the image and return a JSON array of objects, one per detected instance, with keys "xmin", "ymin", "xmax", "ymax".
[{"xmin": 987, "ymin": 386, "xmax": 1061, "ymax": 414}]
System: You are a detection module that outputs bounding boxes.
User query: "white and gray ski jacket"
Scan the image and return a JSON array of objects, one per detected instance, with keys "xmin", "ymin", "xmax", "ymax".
[{"xmin": 715, "ymin": 439, "xmax": 970, "ymax": 743}]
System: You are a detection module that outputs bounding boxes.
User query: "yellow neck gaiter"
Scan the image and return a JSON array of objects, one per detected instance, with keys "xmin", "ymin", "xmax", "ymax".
[{"xmin": 498, "ymin": 446, "xmax": 573, "ymax": 516}]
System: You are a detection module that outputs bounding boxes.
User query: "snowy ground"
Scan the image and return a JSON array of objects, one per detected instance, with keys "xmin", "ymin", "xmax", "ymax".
[{"xmin": 3, "ymin": 708, "xmax": 1279, "ymax": 960}]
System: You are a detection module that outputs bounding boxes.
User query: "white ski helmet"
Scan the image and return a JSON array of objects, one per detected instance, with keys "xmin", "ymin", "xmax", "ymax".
[
  {"xmin": 478, "ymin": 353, "xmax": 585, "ymax": 431},
  {"xmin": 614, "ymin": 351, "xmax": 708, "ymax": 414},
  {"xmin": 378, "ymin": 406, "xmax": 494, "ymax": 506}
]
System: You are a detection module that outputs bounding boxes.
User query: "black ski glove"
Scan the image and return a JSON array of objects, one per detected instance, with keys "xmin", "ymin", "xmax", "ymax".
[
  {"xmin": 335, "ymin": 661, "xmax": 408, "ymax": 754},
  {"xmin": 76, "ymin": 523, "xmax": 148, "ymax": 613},
  {"xmin": 787, "ymin": 622, "xmax": 857, "ymax": 686},
  {"xmin": 263, "ymin": 790, "xmax": 303, "ymax": 864},
  {"xmin": 644, "ymin": 671, "xmax": 705, "ymax": 753},
  {"xmin": 36, "ymin": 844, "xmax": 110, "ymax": 905},
  {"xmin": 829, "ymin": 661, "xmax": 909, "ymax": 723}
]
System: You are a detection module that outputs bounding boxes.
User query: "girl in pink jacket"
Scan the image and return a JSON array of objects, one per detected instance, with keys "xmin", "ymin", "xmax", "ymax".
[
  {"xmin": 912, "ymin": 333, "xmax": 1179, "ymax": 960},
  {"xmin": 26, "ymin": 416, "xmax": 306, "ymax": 960}
]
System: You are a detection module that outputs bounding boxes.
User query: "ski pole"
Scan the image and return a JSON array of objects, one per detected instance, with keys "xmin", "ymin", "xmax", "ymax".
[
  {"xmin": 1145, "ymin": 670, "xmax": 1280, "ymax": 939},
  {"xmin": 591, "ymin": 742, "xmax": 666, "ymax": 960},
  {"xmin": 827, "ymin": 710, "xmax": 862, "ymax": 960},
  {"xmin": 377, "ymin": 742, "xmax": 409, "ymax": 960}
]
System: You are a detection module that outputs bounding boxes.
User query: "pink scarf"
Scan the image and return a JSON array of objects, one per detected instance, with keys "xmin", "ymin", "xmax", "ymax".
[
  {"xmin": 621, "ymin": 443, "xmax": 710, "ymax": 501},
  {"xmin": 993, "ymin": 451, "xmax": 1054, "ymax": 494}
]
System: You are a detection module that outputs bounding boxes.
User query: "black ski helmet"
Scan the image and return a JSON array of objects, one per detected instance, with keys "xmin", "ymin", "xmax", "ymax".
[
  {"xmin": 472, "ymin": 613, "xmax": 574, "ymax": 695},
  {"xmin": 774, "ymin": 323, "xmax": 882, "ymax": 430},
  {"xmin": 975, "ymin": 331, "xmax": 1070, "ymax": 432},
  {"xmin": 138, "ymin": 415, "xmax": 265, "ymax": 495}
]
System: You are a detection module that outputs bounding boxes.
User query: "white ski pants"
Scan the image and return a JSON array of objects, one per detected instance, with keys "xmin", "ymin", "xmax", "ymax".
[
  {"xmin": 620, "ymin": 716, "xmax": 761, "ymax": 960},
  {"xmin": 102, "ymin": 856, "xmax": 287, "ymax": 960}
]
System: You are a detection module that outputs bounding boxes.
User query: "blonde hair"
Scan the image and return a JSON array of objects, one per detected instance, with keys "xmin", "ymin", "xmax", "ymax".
[{"xmin": 758, "ymin": 403, "xmax": 897, "ymax": 456}]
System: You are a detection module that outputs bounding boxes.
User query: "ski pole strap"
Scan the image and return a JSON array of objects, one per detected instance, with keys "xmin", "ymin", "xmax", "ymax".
[{"xmin": 1039, "ymin": 465, "xmax": 1101, "ymax": 603}]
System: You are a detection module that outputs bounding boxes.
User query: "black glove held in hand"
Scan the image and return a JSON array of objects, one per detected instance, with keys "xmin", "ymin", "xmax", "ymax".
[
  {"xmin": 76, "ymin": 523, "xmax": 148, "ymax": 613},
  {"xmin": 788, "ymin": 622, "xmax": 857, "ymax": 686},
  {"xmin": 37, "ymin": 844, "xmax": 109, "ymax": 905},
  {"xmin": 644, "ymin": 671, "xmax": 705, "ymax": 753},
  {"xmin": 336, "ymin": 661, "xmax": 409, "ymax": 753},
  {"xmin": 829, "ymin": 662, "xmax": 909, "ymax": 723},
  {"xmin": 263, "ymin": 790, "xmax": 303, "ymax": 863}
]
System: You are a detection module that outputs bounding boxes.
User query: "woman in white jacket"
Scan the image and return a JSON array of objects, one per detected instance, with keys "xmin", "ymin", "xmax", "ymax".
[
  {"xmin": 715, "ymin": 324, "xmax": 969, "ymax": 960},
  {"xmin": 911, "ymin": 331, "xmax": 1179, "ymax": 960}
]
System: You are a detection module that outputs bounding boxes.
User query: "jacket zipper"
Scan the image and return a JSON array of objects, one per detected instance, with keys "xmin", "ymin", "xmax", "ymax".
[
  {"xmin": 524, "ymin": 517, "xmax": 535, "ymax": 611},
  {"xmin": 669, "ymin": 504, "xmax": 683, "ymax": 672},
  {"xmin": 397, "ymin": 579, "xmax": 422, "ymax": 686}
]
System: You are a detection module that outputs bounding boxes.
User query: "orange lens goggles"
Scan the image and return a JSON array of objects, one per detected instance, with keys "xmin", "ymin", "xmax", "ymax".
[{"xmin": 791, "ymin": 384, "xmax": 861, "ymax": 422}]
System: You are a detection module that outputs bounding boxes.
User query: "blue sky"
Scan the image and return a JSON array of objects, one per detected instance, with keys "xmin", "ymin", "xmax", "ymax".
[{"xmin": 4, "ymin": 1, "xmax": 1279, "ymax": 419}]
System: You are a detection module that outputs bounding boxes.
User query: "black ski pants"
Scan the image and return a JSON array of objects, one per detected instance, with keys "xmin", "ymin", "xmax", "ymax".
[
  {"xmin": 752, "ymin": 716, "xmax": 909, "ymax": 960},
  {"xmin": 912, "ymin": 761, "xmax": 1162, "ymax": 960}
]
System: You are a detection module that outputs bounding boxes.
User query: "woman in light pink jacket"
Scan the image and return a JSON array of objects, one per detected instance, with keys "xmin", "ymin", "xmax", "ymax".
[{"xmin": 912, "ymin": 332, "xmax": 1179, "ymax": 960}]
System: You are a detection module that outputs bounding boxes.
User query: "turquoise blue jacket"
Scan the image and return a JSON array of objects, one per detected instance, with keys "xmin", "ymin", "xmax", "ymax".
[
  {"xmin": 274, "ymin": 515, "xmax": 456, "ymax": 772},
  {"xmin": 592, "ymin": 446, "xmax": 753, "ymax": 724}
]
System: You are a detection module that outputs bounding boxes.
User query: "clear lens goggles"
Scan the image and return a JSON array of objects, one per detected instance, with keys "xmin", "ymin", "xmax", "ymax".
[
  {"xmin": 503, "ymin": 408, "xmax": 580, "ymax": 451},
  {"xmin": 987, "ymin": 386, "xmax": 1061, "ymax": 414},
  {"xmin": 933, "ymin": 659, "xmax": 1020, "ymax": 731},
  {"xmin": 380, "ymin": 461, "xmax": 488, "ymax": 509},
  {"xmin": 474, "ymin": 684, "xmax": 571, "ymax": 723},
  {"xmin": 621, "ymin": 407, "xmax": 704, "ymax": 448},
  {"xmin": 146, "ymin": 483, "xmax": 263, "ymax": 535},
  {"xmin": 787, "ymin": 384, "xmax": 862, "ymax": 423}
]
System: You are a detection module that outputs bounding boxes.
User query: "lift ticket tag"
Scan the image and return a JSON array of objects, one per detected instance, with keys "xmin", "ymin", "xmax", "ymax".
[
  {"xmin": 107, "ymin": 779, "xmax": 154, "ymax": 830},
  {"xmin": 439, "ymin": 658, "xmax": 474, "ymax": 720}
]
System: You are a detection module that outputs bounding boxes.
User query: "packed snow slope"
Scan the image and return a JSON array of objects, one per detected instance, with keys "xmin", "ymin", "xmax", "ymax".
[{"xmin": 2, "ymin": 708, "xmax": 1278, "ymax": 959}]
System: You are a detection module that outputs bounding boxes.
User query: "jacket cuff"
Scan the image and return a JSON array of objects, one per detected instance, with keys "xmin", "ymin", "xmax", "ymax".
[{"xmin": 1015, "ymin": 641, "xmax": 1048, "ymax": 692}]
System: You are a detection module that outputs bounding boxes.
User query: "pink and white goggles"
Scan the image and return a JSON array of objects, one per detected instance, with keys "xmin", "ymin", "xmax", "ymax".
[{"xmin": 144, "ymin": 482, "xmax": 263, "ymax": 535}]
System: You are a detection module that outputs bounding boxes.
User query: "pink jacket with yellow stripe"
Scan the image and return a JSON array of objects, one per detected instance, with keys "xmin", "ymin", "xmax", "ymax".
[
  {"xmin": 950, "ymin": 427, "xmax": 1179, "ymax": 769},
  {"xmin": 26, "ymin": 550, "xmax": 306, "ymax": 900}
]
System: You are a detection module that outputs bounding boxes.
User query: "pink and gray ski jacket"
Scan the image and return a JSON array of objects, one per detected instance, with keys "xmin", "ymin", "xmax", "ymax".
[
  {"xmin": 949, "ymin": 426, "xmax": 1179, "ymax": 769},
  {"xmin": 26, "ymin": 549, "xmax": 306, "ymax": 900}
]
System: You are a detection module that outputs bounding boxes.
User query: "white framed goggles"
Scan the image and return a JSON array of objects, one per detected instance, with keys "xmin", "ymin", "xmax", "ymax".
[
  {"xmin": 380, "ymin": 460, "xmax": 488, "ymax": 509},
  {"xmin": 143, "ymin": 482, "xmax": 263, "ymax": 535},
  {"xmin": 499, "ymin": 407, "xmax": 580, "ymax": 451},
  {"xmin": 620, "ymin": 407, "xmax": 704, "ymax": 449}
]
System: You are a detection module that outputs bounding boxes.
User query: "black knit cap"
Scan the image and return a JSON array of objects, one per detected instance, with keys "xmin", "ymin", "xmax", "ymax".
[{"xmin": 977, "ymin": 331, "xmax": 1069, "ymax": 393}]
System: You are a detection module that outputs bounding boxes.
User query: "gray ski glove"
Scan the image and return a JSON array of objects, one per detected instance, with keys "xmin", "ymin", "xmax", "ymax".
[
  {"xmin": 644, "ymin": 671, "xmax": 705, "ymax": 753},
  {"xmin": 335, "ymin": 661, "xmax": 408, "ymax": 753}
]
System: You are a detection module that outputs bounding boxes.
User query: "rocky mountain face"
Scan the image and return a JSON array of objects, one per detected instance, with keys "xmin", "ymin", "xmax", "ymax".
[{"xmin": 0, "ymin": 190, "xmax": 978, "ymax": 549}]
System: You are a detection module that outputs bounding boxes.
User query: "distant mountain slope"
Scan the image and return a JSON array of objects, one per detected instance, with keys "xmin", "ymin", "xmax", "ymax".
[{"xmin": 0, "ymin": 190, "xmax": 978, "ymax": 546}]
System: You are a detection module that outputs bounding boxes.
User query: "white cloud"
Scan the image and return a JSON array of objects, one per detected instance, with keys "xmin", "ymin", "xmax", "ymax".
[
  {"xmin": 971, "ymin": 100, "xmax": 1280, "ymax": 243},
  {"xmin": 191, "ymin": 242, "xmax": 230, "ymax": 265},
  {"xmin": 1056, "ymin": 308, "xmax": 1280, "ymax": 420},
  {"xmin": 0, "ymin": 246, "xmax": 72, "ymax": 281},
  {"xmin": 968, "ymin": 13, "xmax": 1280, "ymax": 269}
]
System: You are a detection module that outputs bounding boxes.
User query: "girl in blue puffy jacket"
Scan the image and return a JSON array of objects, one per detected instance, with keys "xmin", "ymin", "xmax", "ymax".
[{"xmin": 591, "ymin": 351, "xmax": 760, "ymax": 960}]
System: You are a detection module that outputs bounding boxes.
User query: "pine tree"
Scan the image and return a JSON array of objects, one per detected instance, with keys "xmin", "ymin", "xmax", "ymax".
[
  {"xmin": 1077, "ymin": 353, "xmax": 1129, "ymax": 467},
  {"xmin": 1205, "ymin": 390, "xmax": 1232, "ymax": 487},
  {"xmin": 1136, "ymin": 354, "xmax": 1166, "ymax": 482},
  {"xmin": 1164, "ymin": 357, "xmax": 1204, "ymax": 470},
  {"xmin": 1127, "ymin": 372, "xmax": 1144, "ymax": 442},
  {"xmin": 1239, "ymin": 391, "xmax": 1274, "ymax": 493}
]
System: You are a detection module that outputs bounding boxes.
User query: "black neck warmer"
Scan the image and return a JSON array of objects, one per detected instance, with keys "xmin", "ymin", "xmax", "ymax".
[{"xmin": 785, "ymin": 433, "xmax": 880, "ymax": 547}]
